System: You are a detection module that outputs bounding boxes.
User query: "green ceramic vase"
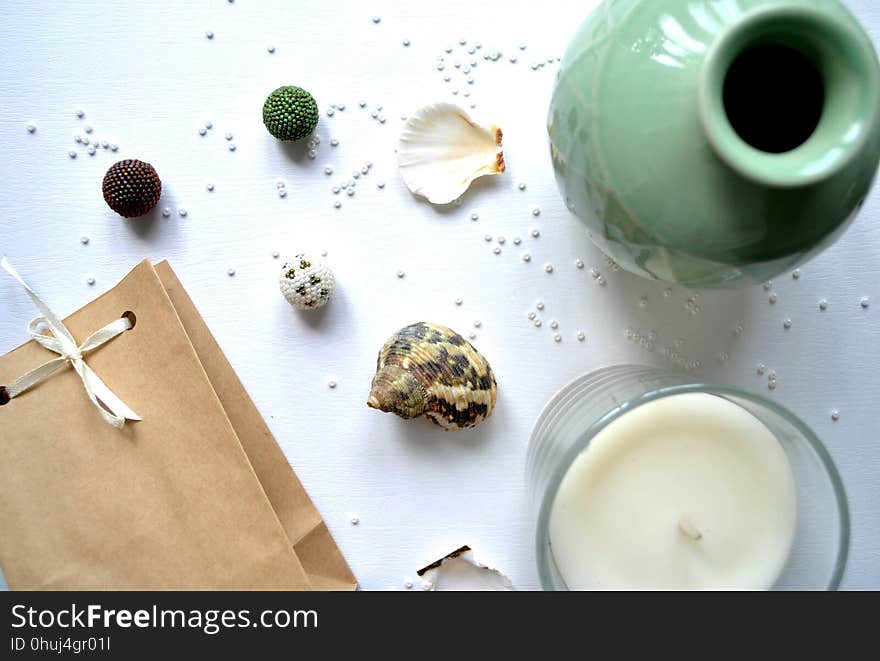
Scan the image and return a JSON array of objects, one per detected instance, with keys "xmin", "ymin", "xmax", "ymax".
[{"xmin": 548, "ymin": 0, "xmax": 880, "ymax": 288}]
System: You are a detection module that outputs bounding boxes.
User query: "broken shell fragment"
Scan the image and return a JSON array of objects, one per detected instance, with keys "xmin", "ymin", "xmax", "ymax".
[
  {"xmin": 367, "ymin": 322, "xmax": 497, "ymax": 430},
  {"xmin": 397, "ymin": 102, "xmax": 504, "ymax": 204},
  {"xmin": 417, "ymin": 545, "xmax": 513, "ymax": 591}
]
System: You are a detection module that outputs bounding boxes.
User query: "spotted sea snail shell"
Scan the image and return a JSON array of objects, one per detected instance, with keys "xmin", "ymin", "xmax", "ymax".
[{"xmin": 367, "ymin": 322, "xmax": 497, "ymax": 430}]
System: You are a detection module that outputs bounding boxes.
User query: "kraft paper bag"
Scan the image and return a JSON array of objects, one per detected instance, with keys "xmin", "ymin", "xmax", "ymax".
[
  {"xmin": 154, "ymin": 261, "xmax": 356, "ymax": 591},
  {"xmin": 0, "ymin": 259, "xmax": 348, "ymax": 589}
]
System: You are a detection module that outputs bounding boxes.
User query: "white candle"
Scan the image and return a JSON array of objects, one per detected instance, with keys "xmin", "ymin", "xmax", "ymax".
[{"xmin": 548, "ymin": 392, "xmax": 797, "ymax": 590}]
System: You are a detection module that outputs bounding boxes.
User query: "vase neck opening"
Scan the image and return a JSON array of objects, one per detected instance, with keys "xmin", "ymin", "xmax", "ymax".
[{"xmin": 699, "ymin": 3, "xmax": 880, "ymax": 188}]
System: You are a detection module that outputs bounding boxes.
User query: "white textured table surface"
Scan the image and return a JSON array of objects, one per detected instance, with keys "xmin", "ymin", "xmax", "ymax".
[{"xmin": 1, "ymin": 0, "xmax": 878, "ymax": 590}]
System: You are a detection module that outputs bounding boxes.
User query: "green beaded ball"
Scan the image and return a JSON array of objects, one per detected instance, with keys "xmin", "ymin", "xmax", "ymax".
[{"xmin": 262, "ymin": 86, "xmax": 319, "ymax": 141}]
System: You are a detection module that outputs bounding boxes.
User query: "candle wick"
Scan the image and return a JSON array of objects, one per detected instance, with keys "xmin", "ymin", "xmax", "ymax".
[{"xmin": 678, "ymin": 518, "xmax": 703, "ymax": 541}]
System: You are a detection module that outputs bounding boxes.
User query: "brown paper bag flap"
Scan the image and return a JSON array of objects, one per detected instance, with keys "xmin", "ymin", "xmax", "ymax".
[
  {"xmin": 154, "ymin": 261, "xmax": 356, "ymax": 591},
  {"xmin": 0, "ymin": 260, "xmax": 311, "ymax": 590}
]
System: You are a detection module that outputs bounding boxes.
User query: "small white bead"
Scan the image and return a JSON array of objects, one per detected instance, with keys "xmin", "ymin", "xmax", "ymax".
[
  {"xmin": 396, "ymin": 270, "xmax": 405, "ymax": 278},
  {"xmin": 205, "ymin": 30, "xmax": 214, "ymax": 39},
  {"xmin": 206, "ymin": 183, "xmax": 214, "ymax": 191},
  {"xmin": 328, "ymin": 380, "xmax": 337, "ymax": 389},
  {"xmin": 227, "ymin": 268, "xmax": 235, "ymax": 276},
  {"xmin": 178, "ymin": 208, "xmax": 188, "ymax": 217},
  {"xmin": 522, "ymin": 253, "xmax": 531, "ymax": 262}
]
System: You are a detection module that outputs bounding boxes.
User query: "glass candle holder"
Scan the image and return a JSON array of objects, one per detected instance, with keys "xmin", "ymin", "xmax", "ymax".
[{"xmin": 526, "ymin": 364, "xmax": 849, "ymax": 590}]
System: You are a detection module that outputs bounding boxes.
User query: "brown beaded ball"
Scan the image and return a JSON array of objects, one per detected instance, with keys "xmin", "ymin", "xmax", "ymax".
[{"xmin": 102, "ymin": 159, "xmax": 162, "ymax": 218}]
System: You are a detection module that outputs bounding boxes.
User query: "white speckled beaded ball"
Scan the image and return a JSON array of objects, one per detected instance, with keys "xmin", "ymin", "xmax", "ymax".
[{"xmin": 279, "ymin": 253, "xmax": 335, "ymax": 310}]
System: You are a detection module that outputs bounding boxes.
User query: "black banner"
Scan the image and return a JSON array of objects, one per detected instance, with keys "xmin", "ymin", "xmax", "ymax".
[{"xmin": 0, "ymin": 591, "xmax": 861, "ymax": 657}]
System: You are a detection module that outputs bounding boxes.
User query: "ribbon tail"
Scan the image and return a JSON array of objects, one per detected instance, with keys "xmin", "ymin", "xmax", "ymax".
[{"xmin": 78, "ymin": 362, "xmax": 142, "ymax": 424}]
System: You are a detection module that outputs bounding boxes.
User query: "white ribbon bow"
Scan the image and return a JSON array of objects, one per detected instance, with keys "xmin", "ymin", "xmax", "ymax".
[{"xmin": 1, "ymin": 257, "xmax": 141, "ymax": 428}]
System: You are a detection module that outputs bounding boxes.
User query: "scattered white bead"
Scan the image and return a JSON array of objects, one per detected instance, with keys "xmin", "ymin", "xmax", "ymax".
[
  {"xmin": 532, "ymin": 207, "xmax": 541, "ymax": 216},
  {"xmin": 377, "ymin": 181, "xmax": 385, "ymax": 189},
  {"xmin": 792, "ymin": 269, "xmax": 800, "ymax": 280},
  {"xmin": 272, "ymin": 251, "xmax": 280, "ymax": 259},
  {"xmin": 337, "ymin": 103, "xmax": 345, "ymax": 111},
  {"xmin": 544, "ymin": 263, "xmax": 554, "ymax": 273},
  {"xmin": 493, "ymin": 247, "xmax": 501, "ymax": 255},
  {"xmin": 227, "ymin": 268, "xmax": 236, "ymax": 276},
  {"xmin": 87, "ymin": 146, "xmax": 96, "ymax": 156},
  {"xmin": 404, "ymin": 580, "xmax": 413, "ymax": 590},
  {"xmin": 162, "ymin": 207, "xmax": 171, "ymax": 217},
  {"xmin": 68, "ymin": 150, "xmax": 77, "ymax": 159},
  {"xmin": 307, "ymin": 149, "xmax": 316, "ymax": 158},
  {"xmin": 80, "ymin": 236, "xmax": 89, "ymax": 245},
  {"xmin": 228, "ymin": 143, "xmax": 236, "ymax": 151},
  {"xmin": 396, "ymin": 270, "xmax": 405, "ymax": 278},
  {"xmin": 267, "ymin": 45, "xmax": 275, "ymax": 53},
  {"xmin": 575, "ymin": 259, "xmax": 584, "ymax": 269},
  {"xmin": 783, "ymin": 318, "xmax": 792, "ymax": 329},
  {"xmin": 768, "ymin": 293, "xmax": 777, "ymax": 304},
  {"xmin": 484, "ymin": 234, "xmax": 492, "ymax": 242},
  {"xmin": 497, "ymin": 236, "xmax": 506, "ymax": 245},
  {"xmin": 279, "ymin": 189, "xmax": 287, "ymax": 198},
  {"xmin": 328, "ymin": 381, "xmax": 337, "ymax": 389},
  {"xmin": 536, "ymin": 301, "xmax": 544, "ymax": 311},
  {"xmin": 469, "ymin": 332, "xmax": 477, "ymax": 340},
  {"xmin": 324, "ymin": 165, "xmax": 333, "ymax": 175},
  {"xmin": 861, "ymin": 297, "xmax": 870, "ymax": 309},
  {"xmin": 205, "ymin": 121, "xmax": 213, "ymax": 129},
  {"xmin": 205, "ymin": 30, "xmax": 214, "ymax": 39},
  {"xmin": 831, "ymin": 410, "xmax": 840, "ymax": 421},
  {"xmin": 84, "ymin": 125, "xmax": 93, "ymax": 134},
  {"xmin": 206, "ymin": 183, "xmax": 214, "ymax": 191},
  {"xmin": 372, "ymin": 16, "xmax": 381, "ymax": 23},
  {"xmin": 178, "ymin": 208, "xmax": 188, "ymax": 217},
  {"xmin": 86, "ymin": 276, "xmax": 96, "ymax": 286},
  {"xmin": 470, "ymin": 211, "xmax": 479, "ymax": 221},
  {"xmin": 531, "ymin": 228, "xmax": 540, "ymax": 238},
  {"xmin": 330, "ymin": 138, "xmax": 339, "ymax": 147},
  {"xmin": 334, "ymin": 201, "xmax": 342, "ymax": 208},
  {"xmin": 553, "ymin": 333, "xmax": 562, "ymax": 343},
  {"xmin": 403, "ymin": 39, "xmax": 410, "ymax": 46},
  {"xmin": 550, "ymin": 320, "xmax": 559, "ymax": 329},
  {"xmin": 198, "ymin": 127, "xmax": 207, "ymax": 136},
  {"xmin": 577, "ymin": 331, "xmax": 586, "ymax": 342},
  {"xmin": 350, "ymin": 516, "xmax": 359, "ymax": 524},
  {"xmin": 522, "ymin": 253, "xmax": 531, "ymax": 262},
  {"xmin": 513, "ymin": 237, "xmax": 521, "ymax": 245},
  {"xmin": 359, "ymin": 100, "xmax": 367, "ymax": 108},
  {"xmin": 534, "ymin": 319, "xmax": 542, "ymax": 327},
  {"xmin": 455, "ymin": 298, "xmax": 463, "ymax": 306},
  {"xmin": 473, "ymin": 320, "xmax": 481, "ymax": 328},
  {"xmin": 225, "ymin": 132, "xmax": 233, "ymax": 140},
  {"xmin": 76, "ymin": 109, "xmax": 85, "ymax": 118},
  {"xmin": 346, "ymin": 188, "xmax": 354, "ymax": 197},
  {"xmin": 110, "ymin": 144, "xmax": 118, "ymax": 152},
  {"xmin": 819, "ymin": 299, "xmax": 828, "ymax": 311},
  {"xmin": 26, "ymin": 124, "xmax": 36, "ymax": 133}
]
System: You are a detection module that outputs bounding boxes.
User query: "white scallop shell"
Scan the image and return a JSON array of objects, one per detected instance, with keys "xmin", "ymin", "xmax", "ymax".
[
  {"xmin": 397, "ymin": 102, "xmax": 505, "ymax": 204},
  {"xmin": 279, "ymin": 253, "xmax": 335, "ymax": 310}
]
